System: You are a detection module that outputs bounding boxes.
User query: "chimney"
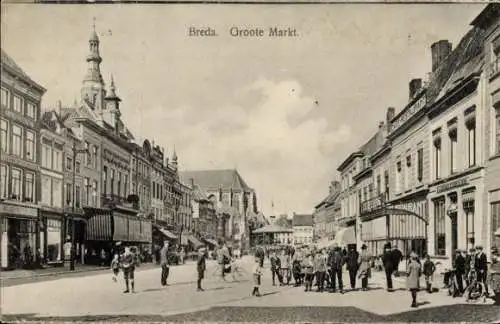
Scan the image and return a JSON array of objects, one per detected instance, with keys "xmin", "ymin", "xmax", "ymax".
[
  {"xmin": 431, "ymin": 40, "xmax": 452, "ymax": 72},
  {"xmin": 409, "ymin": 78, "xmax": 422, "ymax": 100},
  {"xmin": 386, "ymin": 107, "xmax": 396, "ymax": 126},
  {"xmin": 190, "ymin": 178, "xmax": 195, "ymax": 188},
  {"xmin": 378, "ymin": 121, "xmax": 385, "ymax": 129}
]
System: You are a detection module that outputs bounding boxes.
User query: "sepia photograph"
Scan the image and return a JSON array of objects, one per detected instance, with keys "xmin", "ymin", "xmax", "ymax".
[{"xmin": 0, "ymin": 1, "xmax": 499, "ymax": 322}]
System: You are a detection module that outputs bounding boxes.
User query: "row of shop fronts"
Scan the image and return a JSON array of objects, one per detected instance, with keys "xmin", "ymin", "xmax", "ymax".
[{"xmin": 0, "ymin": 199, "xmax": 154, "ymax": 270}]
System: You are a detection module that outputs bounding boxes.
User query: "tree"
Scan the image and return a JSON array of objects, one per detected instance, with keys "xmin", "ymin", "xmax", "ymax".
[{"xmin": 275, "ymin": 215, "xmax": 292, "ymax": 228}]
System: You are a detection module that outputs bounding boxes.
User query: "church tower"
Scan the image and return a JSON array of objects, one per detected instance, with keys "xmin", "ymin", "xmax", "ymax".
[
  {"xmin": 104, "ymin": 74, "xmax": 122, "ymax": 132},
  {"xmin": 81, "ymin": 19, "xmax": 106, "ymax": 111}
]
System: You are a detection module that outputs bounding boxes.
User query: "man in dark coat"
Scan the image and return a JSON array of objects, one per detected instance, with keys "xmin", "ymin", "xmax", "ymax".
[
  {"xmin": 474, "ymin": 246, "xmax": 489, "ymax": 296},
  {"xmin": 328, "ymin": 246, "xmax": 345, "ymax": 293},
  {"xmin": 391, "ymin": 246, "xmax": 403, "ymax": 276},
  {"xmin": 454, "ymin": 249, "xmax": 466, "ymax": 294},
  {"xmin": 346, "ymin": 246, "xmax": 360, "ymax": 290},
  {"xmin": 382, "ymin": 242, "xmax": 395, "ymax": 291},
  {"xmin": 255, "ymin": 246, "xmax": 265, "ymax": 268},
  {"xmin": 197, "ymin": 248, "xmax": 207, "ymax": 291},
  {"xmin": 160, "ymin": 241, "xmax": 170, "ymax": 286}
]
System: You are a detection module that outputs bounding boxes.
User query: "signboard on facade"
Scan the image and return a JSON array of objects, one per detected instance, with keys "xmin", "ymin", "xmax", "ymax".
[
  {"xmin": 436, "ymin": 178, "xmax": 468, "ymax": 193},
  {"xmin": 390, "ymin": 94, "xmax": 427, "ymax": 133},
  {"xmin": 389, "ymin": 199, "xmax": 428, "ymax": 221},
  {"xmin": 0, "ymin": 202, "xmax": 38, "ymax": 218}
]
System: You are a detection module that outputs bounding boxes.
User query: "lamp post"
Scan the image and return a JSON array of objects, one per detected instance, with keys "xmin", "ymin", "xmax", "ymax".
[{"xmin": 69, "ymin": 142, "xmax": 88, "ymax": 271}]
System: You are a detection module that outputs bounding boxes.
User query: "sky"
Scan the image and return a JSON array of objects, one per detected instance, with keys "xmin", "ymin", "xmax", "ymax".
[{"xmin": 1, "ymin": 3, "xmax": 486, "ymax": 216}]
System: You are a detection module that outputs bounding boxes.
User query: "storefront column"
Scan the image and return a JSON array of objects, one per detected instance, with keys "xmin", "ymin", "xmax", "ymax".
[
  {"xmin": 427, "ymin": 198, "xmax": 435, "ymax": 257},
  {"xmin": 444, "ymin": 194, "xmax": 452, "ymax": 261},
  {"xmin": 457, "ymin": 193, "xmax": 466, "ymax": 252}
]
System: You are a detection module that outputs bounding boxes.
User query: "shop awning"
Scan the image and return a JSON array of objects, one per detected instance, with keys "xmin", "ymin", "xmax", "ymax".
[
  {"xmin": 188, "ymin": 235, "xmax": 204, "ymax": 248},
  {"xmin": 86, "ymin": 213, "xmax": 112, "ymax": 241},
  {"xmin": 158, "ymin": 227, "xmax": 177, "ymax": 240},
  {"xmin": 113, "ymin": 214, "xmax": 129, "ymax": 242},
  {"xmin": 203, "ymin": 238, "xmax": 218, "ymax": 246},
  {"xmin": 333, "ymin": 226, "xmax": 356, "ymax": 247}
]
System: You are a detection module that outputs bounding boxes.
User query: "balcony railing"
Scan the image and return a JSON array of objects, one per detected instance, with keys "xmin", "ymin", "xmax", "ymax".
[
  {"xmin": 360, "ymin": 194, "xmax": 387, "ymax": 214},
  {"xmin": 101, "ymin": 194, "xmax": 139, "ymax": 210}
]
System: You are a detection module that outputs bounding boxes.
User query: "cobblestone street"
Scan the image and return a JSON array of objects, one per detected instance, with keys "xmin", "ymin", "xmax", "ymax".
[{"xmin": 2, "ymin": 257, "xmax": 498, "ymax": 322}]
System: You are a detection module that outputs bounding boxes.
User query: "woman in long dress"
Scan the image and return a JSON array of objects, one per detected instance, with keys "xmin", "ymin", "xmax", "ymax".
[
  {"xmin": 407, "ymin": 252, "xmax": 422, "ymax": 308},
  {"xmin": 358, "ymin": 244, "xmax": 372, "ymax": 291}
]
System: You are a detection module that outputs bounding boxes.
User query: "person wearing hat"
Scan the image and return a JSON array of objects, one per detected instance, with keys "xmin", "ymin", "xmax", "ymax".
[
  {"xmin": 406, "ymin": 252, "xmax": 422, "ymax": 308},
  {"xmin": 357, "ymin": 244, "xmax": 372, "ymax": 291},
  {"xmin": 160, "ymin": 241, "xmax": 170, "ymax": 286},
  {"xmin": 422, "ymin": 254, "xmax": 436, "ymax": 293},
  {"xmin": 474, "ymin": 245, "xmax": 489, "ymax": 296},
  {"xmin": 382, "ymin": 242, "xmax": 395, "ymax": 291},
  {"xmin": 196, "ymin": 247, "xmax": 207, "ymax": 291},
  {"xmin": 454, "ymin": 249, "xmax": 466, "ymax": 294}
]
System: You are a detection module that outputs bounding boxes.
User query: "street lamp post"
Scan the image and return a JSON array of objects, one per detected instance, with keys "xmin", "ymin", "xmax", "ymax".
[{"xmin": 69, "ymin": 142, "xmax": 88, "ymax": 271}]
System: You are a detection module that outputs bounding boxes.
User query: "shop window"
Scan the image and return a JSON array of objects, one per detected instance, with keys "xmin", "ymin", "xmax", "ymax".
[
  {"xmin": 492, "ymin": 202, "xmax": 500, "ymax": 253},
  {"xmin": 0, "ymin": 119, "xmax": 8, "ymax": 153},
  {"xmin": 464, "ymin": 199, "xmax": 475, "ymax": 251},
  {"xmin": 11, "ymin": 168, "xmax": 22, "ymax": 200},
  {"xmin": 0, "ymin": 164, "xmax": 8, "ymax": 199},
  {"xmin": 26, "ymin": 102, "xmax": 36, "ymax": 120},
  {"xmin": 12, "ymin": 124, "xmax": 22, "ymax": 157},
  {"xmin": 24, "ymin": 172, "xmax": 34, "ymax": 203},
  {"xmin": 13, "ymin": 95, "xmax": 22, "ymax": 113},
  {"xmin": 1, "ymin": 87, "xmax": 9, "ymax": 108},
  {"xmin": 25, "ymin": 131, "xmax": 35, "ymax": 161},
  {"xmin": 434, "ymin": 198, "xmax": 446, "ymax": 256},
  {"xmin": 46, "ymin": 219, "xmax": 62, "ymax": 262},
  {"xmin": 417, "ymin": 148, "xmax": 423, "ymax": 182}
]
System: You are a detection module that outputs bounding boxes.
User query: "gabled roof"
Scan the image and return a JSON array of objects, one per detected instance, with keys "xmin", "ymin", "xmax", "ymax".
[
  {"xmin": 192, "ymin": 184, "xmax": 209, "ymax": 202},
  {"xmin": 315, "ymin": 190, "xmax": 341, "ymax": 209},
  {"xmin": 253, "ymin": 224, "xmax": 293, "ymax": 234},
  {"xmin": 1, "ymin": 50, "xmax": 46, "ymax": 92},
  {"xmin": 293, "ymin": 214, "xmax": 313, "ymax": 227},
  {"xmin": 179, "ymin": 169, "xmax": 251, "ymax": 191}
]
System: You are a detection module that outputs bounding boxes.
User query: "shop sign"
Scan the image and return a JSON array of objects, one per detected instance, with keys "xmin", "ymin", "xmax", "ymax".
[
  {"xmin": 391, "ymin": 199, "xmax": 427, "ymax": 219},
  {"xmin": 0, "ymin": 202, "xmax": 37, "ymax": 218},
  {"xmin": 361, "ymin": 195, "xmax": 384, "ymax": 214},
  {"xmin": 437, "ymin": 178, "xmax": 468, "ymax": 193},
  {"xmin": 390, "ymin": 94, "xmax": 427, "ymax": 133}
]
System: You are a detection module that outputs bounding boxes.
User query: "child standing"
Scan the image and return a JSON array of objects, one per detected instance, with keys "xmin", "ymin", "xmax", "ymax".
[
  {"xmin": 252, "ymin": 258, "xmax": 263, "ymax": 297},
  {"xmin": 111, "ymin": 254, "xmax": 120, "ymax": 283},
  {"xmin": 422, "ymin": 254, "xmax": 436, "ymax": 293}
]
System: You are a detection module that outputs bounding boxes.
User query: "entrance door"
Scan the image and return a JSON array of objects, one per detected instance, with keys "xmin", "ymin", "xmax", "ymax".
[{"xmin": 451, "ymin": 213, "xmax": 458, "ymax": 260}]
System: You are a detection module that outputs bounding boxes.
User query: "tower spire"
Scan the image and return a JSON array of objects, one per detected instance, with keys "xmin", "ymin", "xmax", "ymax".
[{"xmin": 81, "ymin": 17, "xmax": 105, "ymax": 110}]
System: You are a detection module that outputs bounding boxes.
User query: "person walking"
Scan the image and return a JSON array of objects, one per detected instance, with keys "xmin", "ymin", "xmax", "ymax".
[
  {"xmin": 197, "ymin": 247, "xmax": 207, "ymax": 291},
  {"xmin": 357, "ymin": 244, "xmax": 371, "ymax": 291},
  {"xmin": 328, "ymin": 246, "xmax": 345, "ymax": 293},
  {"xmin": 422, "ymin": 254, "xmax": 436, "ymax": 293},
  {"xmin": 346, "ymin": 246, "xmax": 360, "ymax": 290},
  {"xmin": 474, "ymin": 245, "xmax": 489, "ymax": 296},
  {"xmin": 382, "ymin": 243, "xmax": 395, "ymax": 292},
  {"xmin": 120, "ymin": 246, "xmax": 137, "ymax": 293},
  {"xmin": 160, "ymin": 241, "xmax": 170, "ymax": 286},
  {"xmin": 407, "ymin": 252, "xmax": 422, "ymax": 308}
]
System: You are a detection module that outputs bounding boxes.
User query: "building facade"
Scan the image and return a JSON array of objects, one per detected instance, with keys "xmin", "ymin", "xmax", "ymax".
[
  {"xmin": 0, "ymin": 50, "xmax": 46, "ymax": 269},
  {"xmin": 292, "ymin": 213, "xmax": 314, "ymax": 245},
  {"xmin": 313, "ymin": 181, "xmax": 341, "ymax": 243},
  {"xmin": 473, "ymin": 4, "xmax": 500, "ymax": 263}
]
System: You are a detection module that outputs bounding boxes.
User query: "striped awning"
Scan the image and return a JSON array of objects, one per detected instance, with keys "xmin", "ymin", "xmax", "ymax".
[
  {"xmin": 188, "ymin": 235, "xmax": 204, "ymax": 248},
  {"xmin": 158, "ymin": 227, "xmax": 177, "ymax": 240},
  {"xmin": 86, "ymin": 213, "xmax": 112, "ymax": 241},
  {"xmin": 113, "ymin": 214, "xmax": 129, "ymax": 242}
]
